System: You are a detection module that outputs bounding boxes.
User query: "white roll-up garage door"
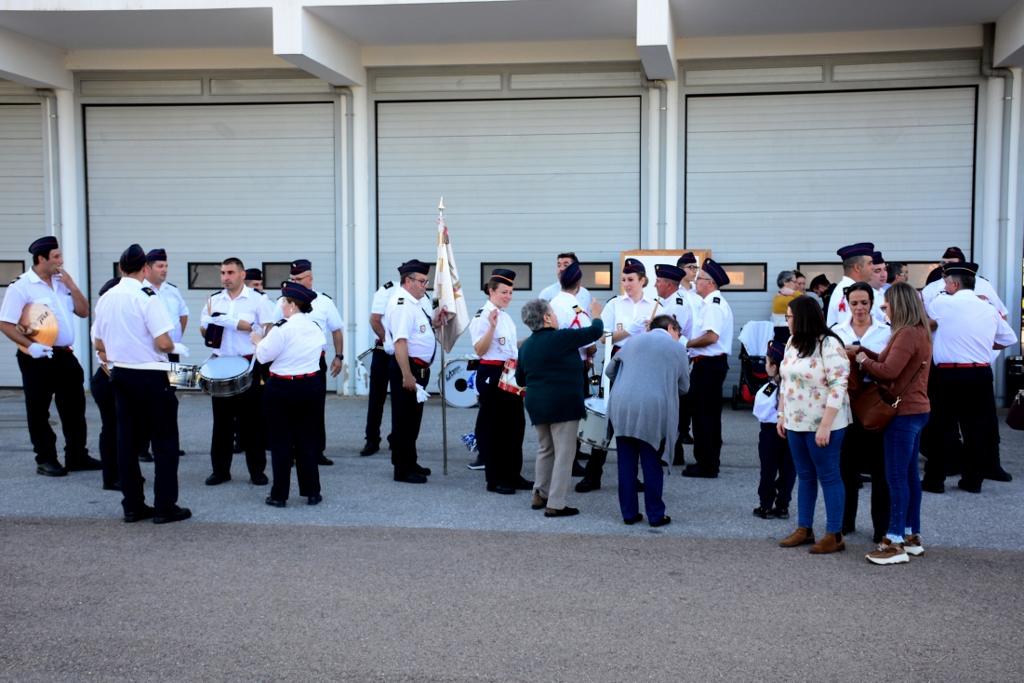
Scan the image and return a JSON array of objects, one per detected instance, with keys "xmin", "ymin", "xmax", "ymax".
[
  {"xmin": 85, "ymin": 103, "xmax": 340, "ymax": 389},
  {"xmin": 0, "ymin": 104, "xmax": 45, "ymax": 388},
  {"xmin": 376, "ymin": 96, "xmax": 641, "ymax": 366},
  {"xmin": 686, "ymin": 87, "xmax": 976, "ymax": 392}
]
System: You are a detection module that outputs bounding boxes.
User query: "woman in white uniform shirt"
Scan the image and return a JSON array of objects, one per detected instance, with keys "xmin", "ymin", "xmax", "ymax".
[
  {"xmin": 832, "ymin": 281, "xmax": 891, "ymax": 542},
  {"xmin": 469, "ymin": 269, "xmax": 530, "ymax": 495},
  {"xmin": 252, "ymin": 282, "xmax": 326, "ymax": 508}
]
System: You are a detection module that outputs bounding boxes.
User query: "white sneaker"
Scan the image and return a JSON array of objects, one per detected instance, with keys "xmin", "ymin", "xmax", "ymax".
[
  {"xmin": 866, "ymin": 538, "xmax": 909, "ymax": 565},
  {"xmin": 903, "ymin": 534, "xmax": 924, "ymax": 556}
]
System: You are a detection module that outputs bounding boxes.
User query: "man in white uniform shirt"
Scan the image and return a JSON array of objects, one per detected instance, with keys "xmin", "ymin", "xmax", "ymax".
[
  {"xmin": 200, "ymin": 257, "xmax": 274, "ymax": 487},
  {"xmin": 0, "ymin": 236, "xmax": 99, "ymax": 477},
  {"xmin": 869, "ymin": 251, "xmax": 888, "ymax": 325},
  {"xmin": 653, "ymin": 263, "xmax": 694, "ymax": 466},
  {"xmin": 384, "ymin": 259, "xmax": 439, "ymax": 484},
  {"xmin": 272, "ymin": 259, "xmax": 344, "ymax": 466},
  {"xmin": 683, "ymin": 258, "xmax": 734, "ymax": 479},
  {"xmin": 539, "ymin": 252, "xmax": 592, "ymax": 313},
  {"xmin": 826, "ymin": 243, "xmax": 876, "ymax": 329},
  {"xmin": 923, "ymin": 262, "xmax": 1017, "ymax": 495},
  {"xmin": 675, "ymin": 252, "xmax": 703, "ymax": 446},
  {"xmin": 93, "ymin": 244, "xmax": 191, "ymax": 524}
]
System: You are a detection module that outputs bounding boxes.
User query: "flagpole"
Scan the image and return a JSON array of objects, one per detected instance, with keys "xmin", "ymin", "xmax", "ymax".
[{"xmin": 439, "ymin": 198, "xmax": 449, "ymax": 476}]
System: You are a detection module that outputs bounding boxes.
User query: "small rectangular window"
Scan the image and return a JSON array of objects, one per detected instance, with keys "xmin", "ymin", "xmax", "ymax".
[
  {"xmin": 480, "ymin": 262, "xmax": 532, "ymax": 291},
  {"xmin": 187, "ymin": 262, "xmax": 224, "ymax": 290},
  {"xmin": 579, "ymin": 262, "xmax": 614, "ymax": 291},
  {"xmin": 718, "ymin": 263, "xmax": 767, "ymax": 292},
  {"xmin": 262, "ymin": 262, "xmax": 292, "ymax": 291},
  {"xmin": 0, "ymin": 260, "xmax": 24, "ymax": 285}
]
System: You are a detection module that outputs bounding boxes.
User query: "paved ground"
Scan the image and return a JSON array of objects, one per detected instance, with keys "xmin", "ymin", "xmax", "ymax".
[{"xmin": 1, "ymin": 390, "xmax": 1022, "ymax": 681}]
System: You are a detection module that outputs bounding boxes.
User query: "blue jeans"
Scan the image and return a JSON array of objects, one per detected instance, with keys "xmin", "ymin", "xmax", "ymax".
[
  {"xmin": 616, "ymin": 436, "xmax": 666, "ymax": 523},
  {"xmin": 787, "ymin": 428, "xmax": 846, "ymax": 533},
  {"xmin": 883, "ymin": 413, "xmax": 928, "ymax": 537}
]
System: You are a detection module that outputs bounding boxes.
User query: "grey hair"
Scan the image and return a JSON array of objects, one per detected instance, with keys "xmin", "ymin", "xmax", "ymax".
[
  {"xmin": 776, "ymin": 270, "xmax": 796, "ymax": 289},
  {"xmin": 521, "ymin": 298, "xmax": 552, "ymax": 332}
]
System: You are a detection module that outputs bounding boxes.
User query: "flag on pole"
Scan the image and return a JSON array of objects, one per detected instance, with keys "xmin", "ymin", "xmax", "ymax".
[{"xmin": 433, "ymin": 198, "xmax": 470, "ymax": 353}]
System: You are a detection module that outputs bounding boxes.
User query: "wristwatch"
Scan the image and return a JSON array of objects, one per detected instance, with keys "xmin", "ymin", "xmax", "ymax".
[{"xmin": 335, "ymin": 354, "xmax": 344, "ymax": 361}]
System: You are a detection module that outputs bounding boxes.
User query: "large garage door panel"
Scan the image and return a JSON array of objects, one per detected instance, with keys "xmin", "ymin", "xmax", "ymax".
[
  {"xmin": 88, "ymin": 177, "xmax": 335, "ymax": 215},
  {"xmin": 87, "ymin": 139, "xmax": 334, "ymax": 177},
  {"xmin": 86, "ymin": 104, "xmax": 333, "ymax": 140},
  {"xmin": 88, "ymin": 216, "xmax": 337, "ymax": 254}
]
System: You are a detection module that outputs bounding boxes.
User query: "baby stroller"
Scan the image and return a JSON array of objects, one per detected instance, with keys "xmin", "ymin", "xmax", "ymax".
[{"xmin": 732, "ymin": 320, "xmax": 774, "ymax": 410}]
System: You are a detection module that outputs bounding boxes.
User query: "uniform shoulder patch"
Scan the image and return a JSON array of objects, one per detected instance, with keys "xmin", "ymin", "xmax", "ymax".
[
  {"xmin": 166, "ymin": 282, "xmax": 178, "ymax": 289},
  {"xmin": 275, "ymin": 319, "xmax": 288, "ymax": 327},
  {"xmin": 396, "ymin": 297, "xmax": 405, "ymax": 305},
  {"xmin": 713, "ymin": 297, "xmax": 721, "ymax": 304},
  {"xmin": 321, "ymin": 292, "xmax": 332, "ymax": 300},
  {"xmin": 474, "ymin": 308, "xmax": 483, "ymax": 318},
  {"xmin": 675, "ymin": 296, "xmax": 684, "ymax": 305},
  {"xmin": 257, "ymin": 290, "xmax": 266, "ymax": 295},
  {"xmin": 764, "ymin": 383, "xmax": 777, "ymax": 396},
  {"xmin": 842, "ymin": 287, "xmax": 850, "ymax": 297},
  {"xmin": 8, "ymin": 278, "xmax": 18, "ymax": 286},
  {"xmin": 142, "ymin": 287, "xmax": 156, "ymax": 297},
  {"xmin": 383, "ymin": 281, "xmax": 394, "ymax": 289},
  {"xmin": 572, "ymin": 305, "xmax": 582, "ymax": 313}
]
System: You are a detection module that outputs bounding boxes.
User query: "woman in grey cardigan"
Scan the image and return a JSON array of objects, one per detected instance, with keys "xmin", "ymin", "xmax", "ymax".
[{"xmin": 605, "ymin": 315, "xmax": 690, "ymax": 526}]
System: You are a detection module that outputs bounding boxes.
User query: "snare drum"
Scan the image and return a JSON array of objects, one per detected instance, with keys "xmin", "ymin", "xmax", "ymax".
[
  {"xmin": 167, "ymin": 363, "xmax": 201, "ymax": 390},
  {"xmin": 199, "ymin": 356, "xmax": 253, "ymax": 397},
  {"xmin": 438, "ymin": 356, "xmax": 479, "ymax": 408},
  {"xmin": 578, "ymin": 397, "xmax": 615, "ymax": 450},
  {"xmin": 497, "ymin": 359, "xmax": 524, "ymax": 397},
  {"xmin": 355, "ymin": 347, "xmax": 375, "ymax": 392}
]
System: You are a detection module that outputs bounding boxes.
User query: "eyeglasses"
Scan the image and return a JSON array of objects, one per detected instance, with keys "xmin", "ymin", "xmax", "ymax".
[
  {"xmin": 695, "ymin": 276, "xmax": 713, "ymax": 282},
  {"xmin": 784, "ymin": 314, "xmax": 794, "ymax": 321},
  {"xmin": 684, "ymin": 265, "xmax": 698, "ymax": 271},
  {"xmin": 412, "ymin": 277, "xmax": 429, "ymax": 285}
]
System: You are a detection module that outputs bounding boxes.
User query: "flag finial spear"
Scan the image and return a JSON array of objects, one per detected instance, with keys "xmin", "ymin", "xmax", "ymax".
[{"xmin": 438, "ymin": 197, "xmax": 445, "ymax": 212}]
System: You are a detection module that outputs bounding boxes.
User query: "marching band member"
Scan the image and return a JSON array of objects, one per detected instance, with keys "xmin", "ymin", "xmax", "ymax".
[
  {"xmin": 92, "ymin": 244, "xmax": 190, "ymax": 524},
  {"xmin": 272, "ymin": 259, "xmax": 343, "ymax": 466},
  {"xmin": 90, "ymin": 277, "xmax": 123, "ymax": 491},
  {"xmin": 200, "ymin": 257, "xmax": 274, "ymax": 487},
  {"xmin": 539, "ymin": 252, "xmax": 592, "ymax": 312},
  {"xmin": 470, "ymin": 269, "xmax": 531, "ymax": 495},
  {"xmin": 384, "ymin": 259, "xmax": 438, "ymax": 484},
  {"xmin": 653, "ymin": 263, "xmax": 693, "ymax": 467},
  {"xmin": 869, "ymin": 252, "xmax": 888, "ymax": 325},
  {"xmin": 252, "ymin": 282, "xmax": 326, "ymax": 507},
  {"xmin": 826, "ymin": 243, "xmax": 875, "ymax": 329},
  {"xmin": 676, "ymin": 252, "xmax": 703, "ymax": 446},
  {"xmin": 0, "ymin": 236, "xmax": 98, "ymax": 477},
  {"xmin": 244, "ymin": 268, "xmax": 265, "ymax": 293},
  {"xmin": 577, "ymin": 258, "xmax": 656, "ymax": 493},
  {"xmin": 683, "ymin": 258, "xmax": 734, "ymax": 479}
]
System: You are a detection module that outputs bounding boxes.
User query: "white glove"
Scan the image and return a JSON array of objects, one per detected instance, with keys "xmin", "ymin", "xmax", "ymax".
[
  {"xmin": 249, "ymin": 329, "xmax": 264, "ymax": 345},
  {"xmin": 172, "ymin": 343, "xmax": 190, "ymax": 358},
  {"xmin": 416, "ymin": 385, "xmax": 431, "ymax": 403},
  {"xmin": 626, "ymin": 318, "xmax": 648, "ymax": 337},
  {"xmin": 216, "ymin": 316, "xmax": 239, "ymax": 330},
  {"xmin": 28, "ymin": 342, "xmax": 53, "ymax": 359}
]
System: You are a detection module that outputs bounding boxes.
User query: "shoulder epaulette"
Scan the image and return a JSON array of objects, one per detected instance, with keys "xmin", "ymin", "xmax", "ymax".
[
  {"xmin": 572, "ymin": 304, "xmax": 582, "ymax": 313},
  {"xmin": 7, "ymin": 278, "xmax": 18, "ymax": 286},
  {"xmin": 713, "ymin": 297, "xmax": 721, "ymax": 304},
  {"xmin": 275, "ymin": 319, "xmax": 287, "ymax": 327},
  {"xmin": 142, "ymin": 287, "xmax": 156, "ymax": 297},
  {"xmin": 474, "ymin": 308, "xmax": 483, "ymax": 318},
  {"xmin": 675, "ymin": 296, "xmax": 684, "ymax": 305},
  {"xmin": 257, "ymin": 290, "xmax": 266, "ymax": 295},
  {"xmin": 383, "ymin": 281, "xmax": 394, "ymax": 290},
  {"xmin": 166, "ymin": 282, "xmax": 178, "ymax": 289},
  {"xmin": 396, "ymin": 297, "xmax": 405, "ymax": 305},
  {"xmin": 321, "ymin": 292, "xmax": 332, "ymax": 300},
  {"xmin": 842, "ymin": 287, "xmax": 850, "ymax": 297},
  {"xmin": 764, "ymin": 383, "xmax": 777, "ymax": 396}
]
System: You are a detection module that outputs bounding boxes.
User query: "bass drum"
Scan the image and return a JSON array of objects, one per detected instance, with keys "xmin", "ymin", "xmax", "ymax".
[{"xmin": 438, "ymin": 356, "xmax": 479, "ymax": 408}]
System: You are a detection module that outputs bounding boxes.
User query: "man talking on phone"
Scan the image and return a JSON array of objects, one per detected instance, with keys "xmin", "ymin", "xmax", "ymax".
[{"xmin": 0, "ymin": 236, "xmax": 98, "ymax": 477}]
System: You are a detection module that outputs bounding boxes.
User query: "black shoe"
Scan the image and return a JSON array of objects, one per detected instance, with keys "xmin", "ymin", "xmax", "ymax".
[
  {"xmin": 359, "ymin": 442, "xmax": 379, "ymax": 456},
  {"xmin": 514, "ymin": 476, "xmax": 534, "ymax": 491},
  {"xmin": 986, "ymin": 468, "xmax": 1013, "ymax": 482},
  {"xmin": 123, "ymin": 505, "xmax": 155, "ymax": 523},
  {"xmin": 153, "ymin": 506, "xmax": 192, "ymax": 524},
  {"xmin": 233, "ymin": 440, "xmax": 244, "ymax": 454},
  {"xmin": 414, "ymin": 464, "xmax": 432, "ymax": 476},
  {"xmin": 842, "ymin": 523, "xmax": 855, "ymax": 535},
  {"xmin": 265, "ymin": 496, "xmax": 286, "ymax": 508},
  {"xmin": 394, "ymin": 472, "xmax": 428, "ymax": 484},
  {"xmin": 623, "ymin": 514, "xmax": 644, "ymax": 525},
  {"xmin": 138, "ymin": 451, "xmax": 154, "ymax": 463},
  {"xmin": 250, "ymin": 473, "xmax": 269, "ymax": 486},
  {"xmin": 772, "ymin": 507, "xmax": 790, "ymax": 520},
  {"xmin": 103, "ymin": 482, "xmax": 122, "ymax": 492},
  {"xmin": 36, "ymin": 461, "xmax": 67, "ymax": 477},
  {"xmin": 467, "ymin": 457, "xmax": 485, "ymax": 470},
  {"xmin": 649, "ymin": 515, "xmax": 672, "ymax": 528},
  {"xmin": 317, "ymin": 454, "xmax": 334, "ymax": 466},
  {"xmin": 682, "ymin": 467, "xmax": 717, "ymax": 479},
  {"xmin": 544, "ymin": 506, "xmax": 579, "ymax": 517},
  {"xmin": 957, "ymin": 480, "xmax": 982, "ymax": 494},
  {"xmin": 307, "ymin": 494, "xmax": 323, "ymax": 506},
  {"xmin": 571, "ymin": 461, "xmax": 587, "ymax": 477},
  {"xmin": 66, "ymin": 455, "xmax": 103, "ymax": 471},
  {"xmin": 205, "ymin": 472, "xmax": 231, "ymax": 486},
  {"xmin": 487, "ymin": 483, "xmax": 516, "ymax": 495},
  {"xmin": 859, "ymin": 473, "xmax": 871, "ymax": 483},
  {"xmin": 753, "ymin": 506, "xmax": 773, "ymax": 519},
  {"xmin": 921, "ymin": 479, "xmax": 945, "ymax": 494},
  {"xmin": 575, "ymin": 478, "xmax": 601, "ymax": 493},
  {"xmin": 178, "ymin": 450, "xmax": 186, "ymax": 456},
  {"xmin": 681, "ymin": 434, "xmax": 694, "ymax": 445}
]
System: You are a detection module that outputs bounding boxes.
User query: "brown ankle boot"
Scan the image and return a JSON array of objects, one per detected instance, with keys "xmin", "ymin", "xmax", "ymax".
[
  {"xmin": 779, "ymin": 527, "xmax": 815, "ymax": 547},
  {"xmin": 531, "ymin": 491, "xmax": 548, "ymax": 510},
  {"xmin": 809, "ymin": 532, "xmax": 846, "ymax": 554}
]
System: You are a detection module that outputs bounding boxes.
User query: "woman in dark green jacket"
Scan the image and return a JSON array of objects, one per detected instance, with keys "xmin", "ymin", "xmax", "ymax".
[{"xmin": 516, "ymin": 299, "xmax": 604, "ymax": 517}]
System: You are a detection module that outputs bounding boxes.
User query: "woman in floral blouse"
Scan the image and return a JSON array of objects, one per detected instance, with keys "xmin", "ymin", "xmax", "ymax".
[{"xmin": 776, "ymin": 295, "xmax": 851, "ymax": 554}]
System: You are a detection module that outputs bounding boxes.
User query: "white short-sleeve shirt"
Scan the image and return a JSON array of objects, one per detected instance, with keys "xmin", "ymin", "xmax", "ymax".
[
  {"xmin": 93, "ymin": 278, "xmax": 174, "ymax": 364},
  {"xmin": 200, "ymin": 286, "xmax": 275, "ymax": 357},
  {"xmin": 256, "ymin": 313, "xmax": 325, "ymax": 376},
  {"xmin": 601, "ymin": 293, "xmax": 656, "ymax": 348},
  {"xmin": 468, "ymin": 300, "xmax": 518, "ymax": 362},
  {"xmin": 272, "ymin": 289, "xmax": 343, "ymax": 353},
  {"xmin": 0, "ymin": 269, "xmax": 79, "ymax": 347},
  {"xmin": 689, "ymin": 290, "xmax": 734, "ymax": 358},
  {"xmin": 384, "ymin": 289, "xmax": 437, "ymax": 362},
  {"xmin": 143, "ymin": 280, "xmax": 189, "ymax": 343}
]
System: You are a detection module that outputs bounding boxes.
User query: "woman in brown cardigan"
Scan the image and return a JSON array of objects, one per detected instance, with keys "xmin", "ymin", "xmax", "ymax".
[{"xmin": 853, "ymin": 282, "xmax": 932, "ymax": 565}]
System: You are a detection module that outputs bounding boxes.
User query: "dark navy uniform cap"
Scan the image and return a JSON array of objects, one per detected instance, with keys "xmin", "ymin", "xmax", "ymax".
[
  {"xmin": 490, "ymin": 268, "xmax": 516, "ymax": 286},
  {"xmin": 120, "ymin": 244, "xmax": 146, "ymax": 268},
  {"xmin": 245, "ymin": 268, "xmax": 262, "ymax": 281},
  {"xmin": 871, "ymin": 251, "xmax": 885, "ymax": 265},
  {"xmin": 290, "ymin": 259, "xmax": 312, "ymax": 275},
  {"xmin": 837, "ymin": 243, "xmax": 875, "ymax": 259},
  {"xmin": 399, "ymin": 259, "xmax": 430, "ymax": 277},
  {"xmin": 766, "ymin": 341, "xmax": 785, "ymax": 365},
  {"xmin": 702, "ymin": 258, "xmax": 730, "ymax": 287},
  {"xmin": 655, "ymin": 263, "xmax": 684, "ymax": 283},
  {"xmin": 623, "ymin": 258, "xmax": 646, "ymax": 275},
  {"xmin": 676, "ymin": 252, "xmax": 697, "ymax": 266},
  {"xmin": 281, "ymin": 281, "xmax": 318, "ymax": 304},
  {"xmin": 559, "ymin": 261, "xmax": 582, "ymax": 287},
  {"xmin": 145, "ymin": 248, "xmax": 167, "ymax": 263},
  {"xmin": 98, "ymin": 277, "xmax": 121, "ymax": 298},
  {"xmin": 942, "ymin": 261, "xmax": 978, "ymax": 276},
  {"xmin": 942, "ymin": 246, "xmax": 965, "ymax": 261},
  {"xmin": 29, "ymin": 236, "xmax": 59, "ymax": 256}
]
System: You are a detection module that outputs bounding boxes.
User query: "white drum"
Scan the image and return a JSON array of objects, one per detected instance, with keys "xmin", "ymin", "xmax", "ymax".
[
  {"xmin": 355, "ymin": 347, "xmax": 375, "ymax": 392},
  {"xmin": 199, "ymin": 356, "xmax": 253, "ymax": 397},
  {"xmin": 439, "ymin": 356, "xmax": 479, "ymax": 408},
  {"xmin": 578, "ymin": 397, "xmax": 616, "ymax": 451}
]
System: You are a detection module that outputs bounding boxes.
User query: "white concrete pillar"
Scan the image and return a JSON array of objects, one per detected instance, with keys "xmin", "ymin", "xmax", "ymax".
[
  {"xmin": 352, "ymin": 85, "xmax": 371, "ymax": 393},
  {"xmin": 647, "ymin": 85, "xmax": 661, "ymax": 248},
  {"xmin": 664, "ymin": 79, "xmax": 679, "ymax": 250},
  {"xmin": 982, "ymin": 78, "xmax": 1004, "ymax": 276}
]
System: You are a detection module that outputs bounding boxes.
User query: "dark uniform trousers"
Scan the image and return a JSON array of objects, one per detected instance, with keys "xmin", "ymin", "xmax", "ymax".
[
  {"xmin": 90, "ymin": 368, "xmax": 121, "ymax": 488},
  {"xmin": 757, "ymin": 422, "xmax": 795, "ymax": 510},
  {"xmin": 264, "ymin": 374, "xmax": 323, "ymax": 501},
  {"xmin": 839, "ymin": 420, "xmax": 889, "ymax": 538},
  {"xmin": 364, "ymin": 344, "xmax": 390, "ymax": 446},
  {"xmin": 690, "ymin": 354, "xmax": 729, "ymax": 475},
  {"xmin": 210, "ymin": 359, "xmax": 267, "ymax": 478},
  {"xmin": 317, "ymin": 352, "xmax": 328, "ymax": 454},
  {"xmin": 475, "ymin": 363, "xmax": 526, "ymax": 487},
  {"xmin": 16, "ymin": 348, "xmax": 88, "ymax": 465},
  {"xmin": 110, "ymin": 367, "xmax": 179, "ymax": 514},
  {"xmin": 388, "ymin": 356, "xmax": 430, "ymax": 476},
  {"xmin": 141, "ymin": 353, "xmax": 181, "ymax": 454},
  {"xmin": 925, "ymin": 365, "xmax": 997, "ymax": 489}
]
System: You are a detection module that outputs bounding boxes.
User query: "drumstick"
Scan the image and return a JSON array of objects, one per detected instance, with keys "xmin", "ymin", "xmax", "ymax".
[{"xmin": 648, "ymin": 301, "xmax": 660, "ymax": 322}]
